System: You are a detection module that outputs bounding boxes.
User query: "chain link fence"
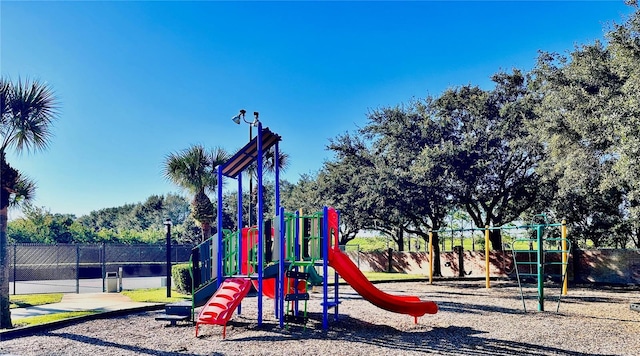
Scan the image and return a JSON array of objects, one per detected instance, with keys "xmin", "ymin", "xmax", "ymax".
[{"xmin": 7, "ymin": 243, "xmax": 193, "ymax": 295}]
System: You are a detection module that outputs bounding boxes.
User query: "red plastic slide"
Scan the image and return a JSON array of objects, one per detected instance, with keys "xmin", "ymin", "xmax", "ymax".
[
  {"xmin": 195, "ymin": 277, "xmax": 252, "ymax": 338},
  {"xmin": 325, "ymin": 207, "xmax": 438, "ymax": 322}
]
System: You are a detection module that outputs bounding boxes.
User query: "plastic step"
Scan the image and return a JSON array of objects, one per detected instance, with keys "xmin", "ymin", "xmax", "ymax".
[
  {"xmin": 285, "ymin": 293, "xmax": 310, "ymax": 301},
  {"xmin": 286, "ymin": 270, "xmax": 310, "ymax": 280},
  {"xmin": 155, "ymin": 314, "xmax": 190, "ymax": 326},
  {"xmin": 284, "ymin": 314, "xmax": 308, "ymax": 324},
  {"xmin": 165, "ymin": 301, "xmax": 191, "ymax": 316}
]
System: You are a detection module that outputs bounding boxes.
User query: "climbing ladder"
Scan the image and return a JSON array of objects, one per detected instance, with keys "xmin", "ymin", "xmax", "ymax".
[
  {"xmin": 511, "ymin": 218, "xmax": 571, "ymax": 312},
  {"xmin": 284, "ymin": 262, "xmax": 312, "ymax": 329},
  {"xmin": 281, "ymin": 212, "xmax": 320, "ymax": 329}
]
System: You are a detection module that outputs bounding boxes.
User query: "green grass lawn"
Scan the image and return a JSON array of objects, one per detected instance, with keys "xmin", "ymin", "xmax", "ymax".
[
  {"xmin": 12, "ymin": 311, "xmax": 99, "ymax": 327},
  {"xmin": 6, "ymin": 289, "xmax": 187, "ymax": 329},
  {"xmin": 122, "ymin": 288, "xmax": 190, "ymax": 303},
  {"xmin": 8, "ymin": 289, "xmax": 189, "ymax": 311},
  {"xmin": 9, "ymin": 294, "xmax": 63, "ymax": 309}
]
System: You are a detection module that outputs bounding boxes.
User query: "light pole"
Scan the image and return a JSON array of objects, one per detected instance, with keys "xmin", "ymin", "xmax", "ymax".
[
  {"xmin": 164, "ymin": 218, "xmax": 172, "ymax": 298},
  {"xmin": 232, "ymin": 109, "xmax": 260, "ymax": 226}
]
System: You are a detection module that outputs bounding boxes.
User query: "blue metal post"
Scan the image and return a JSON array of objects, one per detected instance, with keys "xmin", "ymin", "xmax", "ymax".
[
  {"xmin": 275, "ymin": 141, "xmax": 280, "ymax": 216},
  {"xmin": 278, "ymin": 207, "xmax": 286, "ymax": 328},
  {"xmin": 237, "ymin": 174, "xmax": 243, "ymax": 271},
  {"xmin": 237, "ymin": 174, "xmax": 243, "ymax": 315},
  {"xmin": 334, "ymin": 209, "xmax": 339, "ymax": 322},
  {"xmin": 295, "ymin": 210, "xmax": 300, "ymax": 260},
  {"xmin": 322, "ymin": 206, "xmax": 329, "ymax": 329},
  {"xmin": 274, "ymin": 141, "xmax": 282, "ymax": 323},
  {"xmin": 295, "ymin": 211, "xmax": 301, "ymax": 261},
  {"xmin": 217, "ymin": 166, "xmax": 224, "ymax": 287},
  {"xmin": 257, "ymin": 122, "xmax": 264, "ymax": 325}
]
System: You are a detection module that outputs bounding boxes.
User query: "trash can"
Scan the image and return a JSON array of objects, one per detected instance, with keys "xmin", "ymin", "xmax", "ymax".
[{"xmin": 106, "ymin": 272, "xmax": 119, "ymax": 293}]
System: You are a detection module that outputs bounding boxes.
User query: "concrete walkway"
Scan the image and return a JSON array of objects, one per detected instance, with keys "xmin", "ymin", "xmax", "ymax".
[
  {"xmin": 10, "ymin": 292, "xmax": 163, "ymax": 320},
  {"xmin": 2, "ymin": 293, "xmax": 166, "ymax": 341}
]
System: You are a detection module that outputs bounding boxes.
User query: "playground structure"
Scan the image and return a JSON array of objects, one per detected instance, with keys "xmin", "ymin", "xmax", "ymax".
[
  {"xmin": 429, "ymin": 214, "xmax": 571, "ymax": 312},
  {"xmin": 190, "ymin": 121, "xmax": 438, "ymax": 337}
]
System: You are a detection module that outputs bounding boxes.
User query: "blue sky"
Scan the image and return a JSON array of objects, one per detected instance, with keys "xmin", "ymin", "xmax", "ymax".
[{"xmin": 1, "ymin": 1, "xmax": 635, "ymax": 218}]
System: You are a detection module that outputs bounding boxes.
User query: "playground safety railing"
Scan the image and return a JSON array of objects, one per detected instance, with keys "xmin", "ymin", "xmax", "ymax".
[
  {"xmin": 284, "ymin": 211, "xmax": 324, "ymax": 262},
  {"xmin": 222, "ymin": 229, "xmax": 240, "ymax": 276},
  {"xmin": 190, "ymin": 237, "xmax": 213, "ymax": 292}
]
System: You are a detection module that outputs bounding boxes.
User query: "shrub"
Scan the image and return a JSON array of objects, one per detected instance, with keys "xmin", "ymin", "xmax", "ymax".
[{"xmin": 172, "ymin": 263, "xmax": 192, "ymax": 294}]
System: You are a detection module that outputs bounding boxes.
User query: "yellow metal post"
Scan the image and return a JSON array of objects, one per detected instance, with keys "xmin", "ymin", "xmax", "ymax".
[
  {"xmin": 562, "ymin": 219, "xmax": 568, "ymax": 295},
  {"xmin": 428, "ymin": 231, "xmax": 434, "ymax": 285},
  {"xmin": 485, "ymin": 226, "xmax": 491, "ymax": 289}
]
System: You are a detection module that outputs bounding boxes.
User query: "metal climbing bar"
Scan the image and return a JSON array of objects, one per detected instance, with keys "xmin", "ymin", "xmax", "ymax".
[{"xmin": 511, "ymin": 224, "xmax": 572, "ymax": 312}]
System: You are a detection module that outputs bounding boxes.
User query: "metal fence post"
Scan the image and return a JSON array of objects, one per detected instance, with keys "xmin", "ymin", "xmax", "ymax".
[
  {"xmin": 485, "ymin": 226, "xmax": 491, "ymax": 289},
  {"xmin": 102, "ymin": 242, "xmax": 106, "ymax": 293},
  {"xmin": 76, "ymin": 245, "xmax": 80, "ymax": 294},
  {"xmin": 536, "ymin": 224, "xmax": 545, "ymax": 311},
  {"xmin": 118, "ymin": 266, "xmax": 123, "ymax": 292},
  {"xmin": 13, "ymin": 244, "xmax": 17, "ymax": 295}
]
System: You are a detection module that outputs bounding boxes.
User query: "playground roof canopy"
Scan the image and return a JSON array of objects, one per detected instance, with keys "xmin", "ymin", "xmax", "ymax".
[{"xmin": 220, "ymin": 127, "xmax": 282, "ymax": 178}]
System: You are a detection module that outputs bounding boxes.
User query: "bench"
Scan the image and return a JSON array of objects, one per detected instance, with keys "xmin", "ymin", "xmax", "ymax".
[
  {"xmin": 155, "ymin": 314, "xmax": 191, "ymax": 326},
  {"xmin": 155, "ymin": 301, "xmax": 192, "ymax": 326}
]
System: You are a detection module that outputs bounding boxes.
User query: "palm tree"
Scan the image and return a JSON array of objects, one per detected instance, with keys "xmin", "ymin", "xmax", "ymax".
[
  {"xmin": 163, "ymin": 145, "xmax": 230, "ymax": 243},
  {"xmin": 1, "ymin": 77, "xmax": 59, "ymax": 328}
]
